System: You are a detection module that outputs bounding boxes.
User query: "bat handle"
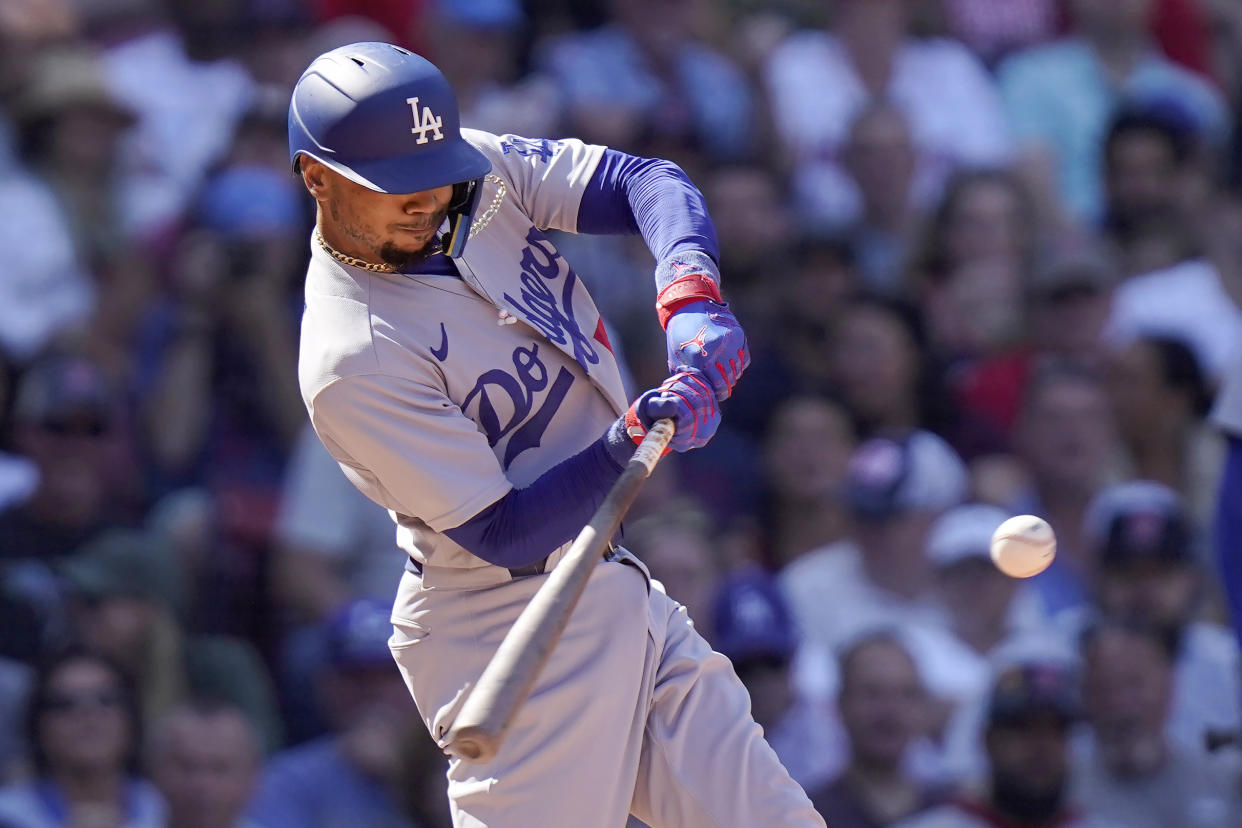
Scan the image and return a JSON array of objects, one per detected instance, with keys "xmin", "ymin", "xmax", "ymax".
[{"xmin": 441, "ymin": 418, "xmax": 674, "ymax": 763}]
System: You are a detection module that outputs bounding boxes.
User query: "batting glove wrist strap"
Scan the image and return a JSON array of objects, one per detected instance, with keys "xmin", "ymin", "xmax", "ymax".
[{"xmin": 654, "ymin": 252, "xmax": 723, "ymax": 329}]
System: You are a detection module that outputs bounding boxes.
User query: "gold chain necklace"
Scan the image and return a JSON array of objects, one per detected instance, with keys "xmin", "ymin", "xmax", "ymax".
[
  {"xmin": 315, "ymin": 230, "xmax": 396, "ymax": 273},
  {"xmin": 315, "ymin": 174, "xmax": 506, "ymax": 271}
]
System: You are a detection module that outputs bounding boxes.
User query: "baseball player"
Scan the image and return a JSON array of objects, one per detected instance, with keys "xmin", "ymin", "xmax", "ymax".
[{"xmin": 289, "ymin": 43, "xmax": 824, "ymax": 828}]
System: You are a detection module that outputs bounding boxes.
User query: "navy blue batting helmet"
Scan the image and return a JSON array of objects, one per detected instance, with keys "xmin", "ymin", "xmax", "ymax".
[{"xmin": 288, "ymin": 42, "xmax": 490, "ymax": 195}]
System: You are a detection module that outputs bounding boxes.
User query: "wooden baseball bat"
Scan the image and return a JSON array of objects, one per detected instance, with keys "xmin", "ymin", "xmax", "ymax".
[{"xmin": 442, "ymin": 418, "xmax": 675, "ymax": 763}]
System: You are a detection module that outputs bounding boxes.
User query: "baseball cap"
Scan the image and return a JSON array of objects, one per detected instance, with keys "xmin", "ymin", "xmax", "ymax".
[
  {"xmin": 845, "ymin": 430, "xmax": 967, "ymax": 521},
  {"xmin": 1029, "ymin": 235, "xmax": 1116, "ymax": 300},
  {"xmin": 987, "ymin": 661, "xmax": 1080, "ymax": 727},
  {"xmin": 324, "ymin": 598, "xmax": 396, "ymax": 671},
  {"xmin": 13, "ymin": 353, "xmax": 116, "ymax": 430},
  {"xmin": 11, "ymin": 48, "xmax": 136, "ymax": 127},
  {"xmin": 61, "ymin": 529, "xmax": 184, "ymax": 611},
  {"xmin": 926, "ymin": 504, "xmax": 1012, "ymax": 568},
  {"xmin": 1084, "ymin": 481, "xmax": 1193, "ymax": 566},
  {"xmin": 711, "ymin": 569, "xmax": 796, "ymax": 665}
]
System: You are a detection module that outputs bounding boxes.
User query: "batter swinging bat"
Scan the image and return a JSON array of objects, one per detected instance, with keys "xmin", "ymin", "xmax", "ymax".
[{"xmin": 443, "ymin": 418, "xmax": 676, "ymax": 763}]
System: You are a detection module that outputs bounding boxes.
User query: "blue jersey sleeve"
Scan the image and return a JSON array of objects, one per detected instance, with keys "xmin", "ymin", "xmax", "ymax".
[
  {"xmin": 443, "ymin": 421, "xmax": 634, "ymax": 569},
  {"xmin": 576, "ymin": 148, "xmax": 720, "ymax": 266}
]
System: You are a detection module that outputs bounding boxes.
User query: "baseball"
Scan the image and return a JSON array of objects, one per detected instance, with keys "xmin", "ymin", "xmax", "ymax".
[{"xmin": 990, "ymin": 515, "xmax": 1056, "ymax": 578}]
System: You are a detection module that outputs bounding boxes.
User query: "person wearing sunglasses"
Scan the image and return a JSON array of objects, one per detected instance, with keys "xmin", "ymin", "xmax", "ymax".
[{"xmin": 0, "ymin": 647, "xmax": 164, "ymax": 828}]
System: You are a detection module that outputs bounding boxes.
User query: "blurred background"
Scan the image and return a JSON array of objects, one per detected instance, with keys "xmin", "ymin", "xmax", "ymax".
[{"xmin": 0, "ymin": 0, "xmax": 1240, "ymax": 826}]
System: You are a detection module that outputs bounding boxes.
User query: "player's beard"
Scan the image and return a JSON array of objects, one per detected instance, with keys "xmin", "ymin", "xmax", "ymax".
[
  {"xmin": 329, "ymin": 199, "xmax": 447, "ymax": 270},
  {"xmin": 378, "ymin": 233, "xmax": 443, "ymax": 270}
]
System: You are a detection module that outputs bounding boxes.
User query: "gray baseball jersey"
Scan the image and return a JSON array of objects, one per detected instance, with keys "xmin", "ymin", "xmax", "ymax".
[
  {"xmin": 299, "ymin": 130, "xmax": 627, "ymax": 570},
  {"xmin": 298, "ymin": 128, "xmax": 825, "ymax": 828}
]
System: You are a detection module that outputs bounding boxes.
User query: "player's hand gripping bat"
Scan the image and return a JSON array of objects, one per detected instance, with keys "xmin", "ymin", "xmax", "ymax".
[{"xmin": 442, "ymin": 418, "xmax": 676, "ymax": 763}]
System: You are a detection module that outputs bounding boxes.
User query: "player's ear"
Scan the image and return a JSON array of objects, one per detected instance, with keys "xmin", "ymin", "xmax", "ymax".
[{"xmin": 300, "ymin": 157, "xmax": 331, "ymax": 201}]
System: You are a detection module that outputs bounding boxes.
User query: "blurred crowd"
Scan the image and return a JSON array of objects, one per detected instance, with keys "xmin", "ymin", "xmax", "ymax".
[{"xmin": 0, "ymin": 0, "xmax": 1241, "ymax": 825}]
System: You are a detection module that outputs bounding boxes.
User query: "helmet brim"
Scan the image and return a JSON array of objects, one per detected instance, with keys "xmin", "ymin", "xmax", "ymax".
[{"xmin": 302, "ymin": 138, "xmax": 491, "ymax": 195}]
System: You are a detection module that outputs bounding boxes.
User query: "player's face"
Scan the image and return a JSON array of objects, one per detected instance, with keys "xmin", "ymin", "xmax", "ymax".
[{"xmin": 303, "ymin": 159, "xmax": 455, "ymax": 269}]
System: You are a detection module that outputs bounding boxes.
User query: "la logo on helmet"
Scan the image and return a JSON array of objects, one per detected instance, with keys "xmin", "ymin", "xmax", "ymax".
[{"xmin": 406, "ymin": 97, "xmax": 444, "ymax": 144}]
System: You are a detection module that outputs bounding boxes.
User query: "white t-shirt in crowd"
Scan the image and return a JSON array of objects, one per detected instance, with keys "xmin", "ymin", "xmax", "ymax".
[
  {"xmin": 764, "ymin": 32, "xmax": 1011, "ymax": 228},
  {"xmin": 1105, "ymin": 258, "xmax": 1242, "ymax": 381}
]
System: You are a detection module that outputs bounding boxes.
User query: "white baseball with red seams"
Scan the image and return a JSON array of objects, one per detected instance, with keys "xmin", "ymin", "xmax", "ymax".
[{"xmin": 990, "ymin": 515, "xmax": 1057, "ymax": 578}]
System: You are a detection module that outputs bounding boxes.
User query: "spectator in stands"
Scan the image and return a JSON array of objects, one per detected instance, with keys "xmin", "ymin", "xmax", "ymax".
[
  {"xmin": 0, "ymin": 352, "xmax": 136, "ymax": 559},
  {"xmin": 756, "ymin": 395, "xmax": 856, "ymax": 571},
  {"xmin": 0, "ymin": 656, "xmax": 32, "ymax": 783},
  {"xmin": 1076, "ymin": 483, "xmax": 1240, "ymax": 758},
  {"xmin": 1102, "ymin": 238, "xmax": 1237, "ymax": 387},
  {"xmin": 829, "ymin": 295, "xmax": 929, "ymax": 440},
  {"xmin": 0, "ymin": 0, "xmax": 79, "ymax": 172},
  {"xmin": 140, "ymin": 163, "xmax": 306, "ymax": 499},
  {"xmin": 248, "ymin": 598, "xmax": 448, "ymax": 828},
  {"xmin": 925, "ymin": 505, "xmax": 1046, "ymax": 695},
  {"xmin": 996, "ymin": 0, "xmax": 1228, "ymax": 222},
  {"xmin": 1074, "ymin": 620, "xmax": 1240, "ymax": 826},
  {"xmin": 624, "ymin": 504, "xmax": 724, "ymax": 639},
  {"xmin": 922, "ymin": 505, "xmax": 1061, "ymax": 782},
  {"xmin": 1025, "ymin": 236, "xmax": 1117, "ymax": 369},
  {"xmin": 764, "ymin": 0, "xmax": 1011, "ymax": 230},
  {"xmin": 910, "ymin": 170, "xmax": 1037, "ymax": 364},
  {"xmin": 79, "ymin": 0, "xmax": 255, "ymax": 238},
  {"xmin": 700, "ymin": 163, "xmax": 796, "ymax": 310},
  {"xmin": 271, "ymin": 421, "xmax": 403, "ymax": 737},
  {"xmin": 148, "ymin": 700, "xmax": 262, "ymax": 828},
  {"xmin": 939, "ymin": 0, "xmax": 1059, "ymax": 66},
  {"xmin": 0, "ymin": 647, "xmax": 165, "ymax": 826},
  {"xmin": 427, "ymin": 0, "xmax": 560, "ymax": 139},
  {"xmin": 779, "ymin": 430, "xmax": 966, "ymax": 658},
  {"xmin": 1204, "ymin": 0, "xmax": 1242, "ymax": 96},
  {"xmin": 909, "ymin": 168, "xmax": 1037, "ymax": 298},
  {"xmin": 273, "ymin": 423, "xmax": 401, "ymax": 619},
  {"xmin": 841, "ymin": 104, "xmax": 920, "ymax": 294},
  {"xmin": 1106, "ymin": 337, "xmax": 1221, "ymax": 522},
  {"xmin": 944, "ymin": 232, "xmax": 1118, "ymax": 466},
  {"xmin": 61, "ymin": 528, "xmax": 284, "ymax": 752},
  {"xmin": 1010, "ymin": 360, "xmax": 1118, "ymax": 616},
  {"xmin": 809, "ymin": 631, "xmax": 943, "ymax": 827},
  {"xmin": 536, "ymin": 0, "xmax": 758, "ymax": 165},
  {"xmin": 1101, "ymin": 106, "xmax": 1205, "ymax": 278},
  {"xmin": 0, "ymin": 47, "xmax": 140, "ymax": 369},
  {"xmin": 898, "ymin": 661, "xmax": 1109, "ymax": 828},
  {"xmin": 1099, "ymin": 110, "xmax": 1242, "ymax": 382},
  {"xmin": 828, "ymin": 295, "xmax": 992, "ymax": 457},
  {"xmin": 729, "ymin": 238, "xmax": 858, "ymax": 438},
  {"xmin": 713, "ymin": 569, "xmax": 844, "ymax": 794}
]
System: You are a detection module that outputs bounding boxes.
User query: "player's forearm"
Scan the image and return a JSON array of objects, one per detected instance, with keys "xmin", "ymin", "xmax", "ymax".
[
  {"xmin": 442, "ymin": 420, "xmax": 632, "ymax": 569},
  {"xmin": 576, "ymin": 149, "xmax": 720, "ymax": 269}
]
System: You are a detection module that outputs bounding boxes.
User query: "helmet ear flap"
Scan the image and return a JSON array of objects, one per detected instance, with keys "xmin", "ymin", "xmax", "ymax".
[{"xmin": 443, "ymin": 178, "xmax": 483, "ymax": 259}]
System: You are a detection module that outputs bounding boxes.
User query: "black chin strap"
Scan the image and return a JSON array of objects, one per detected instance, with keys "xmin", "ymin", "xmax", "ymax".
[{"xmin": 442, "ymin": 179, "xmax": 482, "ymax": 259}]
